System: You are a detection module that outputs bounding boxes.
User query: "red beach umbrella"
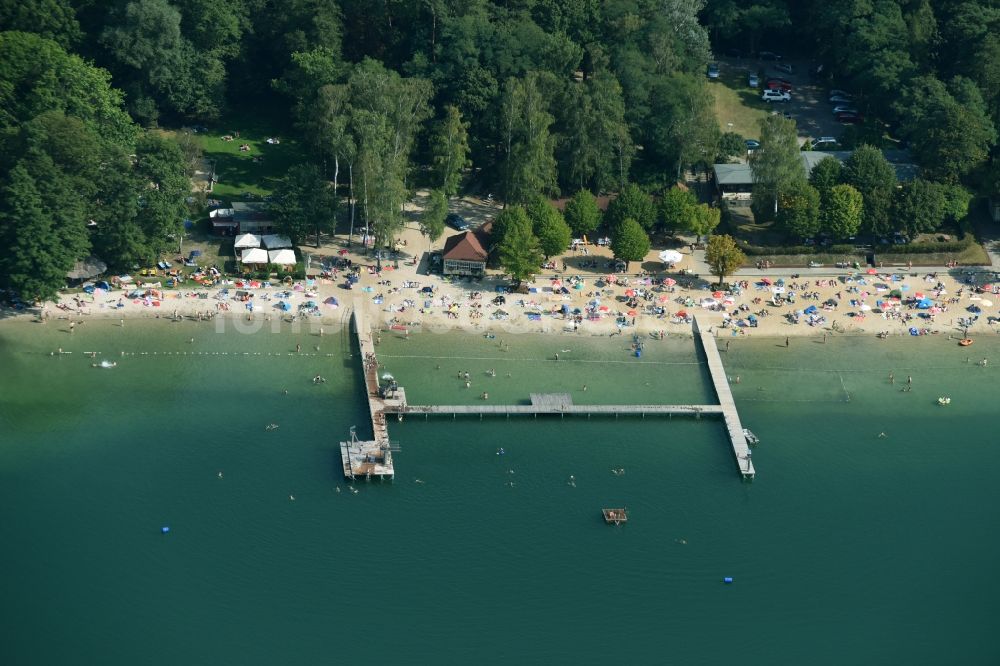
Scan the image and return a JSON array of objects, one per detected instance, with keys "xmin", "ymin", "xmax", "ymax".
[
  {"xmin": 627, "ymin": 309, "xmax": 638, "ymax": 317},
  {"xmin": 599, "ymin": 305, "xmax": 609, "ymax": 312},
  {"xmin": 761, "ymin": 278, "xmax": 773, "ymax": 285},
  {"xmin": 625, "ymin": 289, "xmax": 636, "ymax": 297},
  {"xmin": 712, "ymin": 291, "xmax": 723, "ymax": 299},
  {"xmin": 658, "ymin": 295, "xmax": 669, "ymax": 303},
  {"xmin": 663, "ymin": 277, "xmax": 677, "ymax": 286},
  {"xmin": 676, "ymin": 310, "xmax": 688, "ymax": 318},
  {"xmin": 867, "ymin": 268, "xmax": 878, "ymax": 275}
]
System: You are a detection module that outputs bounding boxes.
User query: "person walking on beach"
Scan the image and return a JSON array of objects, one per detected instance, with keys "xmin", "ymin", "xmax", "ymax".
[
  {"xmin": 907, "ymin": 375, "xmax": 912, "ymax": 385},
  {"xmin": 889, "ymin": 372, "xmax": 894, "ymax": 385},
  {"xmin": 725, "ymin": 340, "xmax": 731, "ymax": 352},
  {"xmin": 785, "ymin": 336, "xmax": 789, "ymax": 347}
]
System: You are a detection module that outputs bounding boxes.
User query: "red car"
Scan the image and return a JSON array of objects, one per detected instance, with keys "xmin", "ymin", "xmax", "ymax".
[
  {"xmin": 765, "ymin": 79, "xmax": 793, "ymax": 92},
  {"xmin": 835, "ymin": 111, "xmax": 864, "ymax": 124}
]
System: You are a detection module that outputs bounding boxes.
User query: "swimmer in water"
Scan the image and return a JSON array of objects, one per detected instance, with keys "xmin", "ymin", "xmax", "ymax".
[
  {"xmin": 289, "ymin": 495, "xmax": 296, "ymax": 501},
  {"xmin": 878, "ymin": 432, "xmax": 887, "ymax": 438},
  {"xmin": 218, "ymin": 472, "xmax": 223, "ymax": 479},
  {"xmin": 675, "ymin": 538, "xmax": 688, "ymax": 545},
  {"xmin": 414, "ymin": 479, "xmax": 425, "ymax": 484}
]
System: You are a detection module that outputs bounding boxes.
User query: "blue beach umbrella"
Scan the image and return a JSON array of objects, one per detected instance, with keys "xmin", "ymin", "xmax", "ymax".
[
  {"xmin": 277, "ymin": 300, "xmax": 291, "ymax": 311},
  {"xmin": 804, "ymin": 305, "xmax": 818, "ymax": 314},
  {"xmin": 917, "ymin": 298, "xmax": 933, "ymax": 309}
]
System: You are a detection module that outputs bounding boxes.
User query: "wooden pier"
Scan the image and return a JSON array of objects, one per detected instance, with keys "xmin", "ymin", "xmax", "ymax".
[
  {"xmin": 692, "ymin": 316, "xmax": 755, "ymax": 480},
  {"xmin": 342, "ymin": 306, "xmax": 756, "ymax": 482},
  {"xmin": 339, "ymin": 306, "xmax": 401, "ymax": 480}
]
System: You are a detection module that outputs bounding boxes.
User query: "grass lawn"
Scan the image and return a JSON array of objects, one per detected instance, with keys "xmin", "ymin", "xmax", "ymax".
[
  {"xmin": 187, "ymin": 109, "xmax": 307, "ymax": 200},
  {"xmin": 708, "ymin": 65, "xmax": 771, "ymax": 140}
]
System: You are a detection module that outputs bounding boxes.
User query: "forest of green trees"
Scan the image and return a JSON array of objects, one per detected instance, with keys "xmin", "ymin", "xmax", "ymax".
[{"xmin": 2, "ymin": 0, "xmax": 1000, "ymax": 300}]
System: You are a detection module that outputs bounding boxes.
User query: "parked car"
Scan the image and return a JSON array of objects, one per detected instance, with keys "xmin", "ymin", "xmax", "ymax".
[
  {"xmin": 766, "ymin": 78, "xmax": 793, "ymax": 91},
  {"xmin": 829, "ymin": 94, "xmax": 853, "ymax": 104},
  {"xmin": 774, "ymin": 62, "xmax": 793, "ymax": 74},
  {"xmin": 445, "ymin": 213, "xmax": 469, "ymax": 231},
  {"xmin": 893, "ymin": 232, "xmax": 909, "ymax": 245},
  {"xmin": 809, "ymin": 137, "xmax": 839, "ymax": 150},
  {"xmin": 762, "ymin": 89, "xmax": 791, "ymax": 102},
  {"xmin": 831, "ymin": 105, "xmax": 858, "ymax": 115},
  {"xmin": 745, "ymin": 139, "xmax": 761, "ymax": 151},
  {"xmin": 835, "ymin": 111, "xmax": 863, "ymax": 124},
  {"xmin": 759, "ymin": 51, "xmax": 782, "ymax": 61},
  {"xmin": 707, "ymin": 63, "xmax": 720, "ymax": 79},
  {"xmin": 748, "ymin": 72, "xmax": 759, "ymax": 88}
]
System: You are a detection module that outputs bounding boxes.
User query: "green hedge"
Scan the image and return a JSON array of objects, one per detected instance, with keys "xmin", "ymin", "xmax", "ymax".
[
  {"xmin": 738, "ymin": 237, "xmax": 972, "ymax": 256},
  {"xmin": 737, "ymin": 241, "xmax": 865, "ymax": 256},
  {"xmin": 877, "ymin": 237, "xmax": 972, "ymax": 254}
]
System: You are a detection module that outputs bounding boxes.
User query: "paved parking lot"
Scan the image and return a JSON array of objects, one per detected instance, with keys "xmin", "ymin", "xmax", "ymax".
[{"xmin": 716, "ymin": 57, "xmax": 843, "ymax": 145}]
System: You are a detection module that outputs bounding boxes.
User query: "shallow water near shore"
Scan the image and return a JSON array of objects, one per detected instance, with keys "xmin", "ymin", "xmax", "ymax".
[{"xmin": 1, "ymin": 319, "xmax": 998, "ymax": 664}]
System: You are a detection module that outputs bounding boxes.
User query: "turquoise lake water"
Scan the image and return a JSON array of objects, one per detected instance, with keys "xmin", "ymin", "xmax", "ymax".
[{"xmin": 0, "ymin": 318, "xmax": 998, "ymax": 665}]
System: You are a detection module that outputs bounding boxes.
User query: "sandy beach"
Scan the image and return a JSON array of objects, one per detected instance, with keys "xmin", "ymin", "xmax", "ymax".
[{"xmin": 21, "ymin": 219, "xmax": 1000, "ymax": 344}]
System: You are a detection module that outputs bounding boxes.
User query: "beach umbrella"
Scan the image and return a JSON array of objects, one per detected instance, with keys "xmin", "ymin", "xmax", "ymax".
[
  {"xmin": 867, "ymin": 268, "xmax": 878, "ymax": 275},
  {"xmin": 627, "ymin": 309, "xmax": 638, "ymax": 317},
  {"xmin": 676, "ymin": 310, "xmax": 688, "ymax": 318},
  {"xmin": 930, "ymin": 306, "xmax": 941, "ymax": 314},
  {"xmin": 658, "ymin": 295, "xmax": 669, "ymax": 303},
  {"xmin": 276, "ymin": 301, "xmax": 291, "ymax": 311},
  {"xmin": 776, "ymin": 278, "xmax": 785, "ymax": 286},
  {"xmin": 663, "ymin": 278, "xmax": 677, "ymax": 287},
  {"xmin": 917, "ymin": 298, "xmax": 933, "ymax": 309},
  {"xmin": 625, "ymin": 289, "xmax": 636, "ymax": 297},
  {"xmin": 573, "ymin": 283, "xmax": 584, "ymax": 290},
  {"xmin": 658, "ymin": 249, "xmax": 683, "ymax": 264},
  {"xmin": 304, "ymin": 300, "xmax": 317, "ymax": 308},
  {"xmin": 889, "ymin": 289, "xmax": 902, "ymax": 298},
  {"xmin": 599, "ymin": 305, "xmax": 610, "ymax": 312},
  {"xmin": 712, "ymin": 291, "xmax": 724, "ymax": 299},
  {"xmin": 914, "ymin": 292, "xmax": 925, "ymax": 299},
  {"xmin": 572, "ymin": 307, "xmax": 582, "ymax": 315},
  {"xmin": 761, "ymin": 278, "xmax": 773, "ymax": 285},
  {"xmin": 324, "ymin": 296, "xmax": 339, "ymax": 307},
  {"xmin": 804, "ymin": 305, "xmax": 818, "ymax": 314},
  {"xmin": 605, "ymin": 275, "xmax": 616, "ymax": 283}
]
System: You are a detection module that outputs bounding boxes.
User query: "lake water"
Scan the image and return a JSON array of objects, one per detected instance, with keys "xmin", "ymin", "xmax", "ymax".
[{"xmin": 1, "ymin": 319, "xmax": 997, "ymax": 664}]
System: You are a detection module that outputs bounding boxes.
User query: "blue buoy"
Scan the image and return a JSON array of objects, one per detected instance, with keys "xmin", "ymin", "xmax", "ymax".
[
  {"xmin": 161, "ymin": 526, "xmax": 170, "ymax": 534},
  {"xmin": 723, "ymin": 577, "xmax": 733, "ymax": 584}
]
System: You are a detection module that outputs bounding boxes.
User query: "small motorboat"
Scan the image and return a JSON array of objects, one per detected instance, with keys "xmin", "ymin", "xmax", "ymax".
[
  {"xmin": 937, "ymin": 397, "xmax": 951, "ymax": 406},
  {"xmin": 265, "ymin": 423, "xmax": 280, "ymax": 431},
  {"xmin": 743, "ymin": 428, "xmax": 760, "ymax": 446},
  {"xmin": 959, "ymin": 338, "xmax": 973, "ymax": 346}
]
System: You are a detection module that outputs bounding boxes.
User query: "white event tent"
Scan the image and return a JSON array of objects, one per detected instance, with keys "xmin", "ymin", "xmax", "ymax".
[
  {"xmin": 234, "ymin": 233, "xmax": 262, "ymax": 249},
  {"xmin": 268, "ymin": 249, "xmax": 296, "ymax": 265}
]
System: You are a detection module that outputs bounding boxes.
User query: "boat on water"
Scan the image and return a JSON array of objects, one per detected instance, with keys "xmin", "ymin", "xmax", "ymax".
[
  {"xmin": 743, "ymin": 428, "xmax": 760, "ymax": 446},
  {"xmin": 938, "ymin": 397, "xmax": 951, "ymax": 406},
  {"xmin": 603, "ymin": 508, "xmax": 628, "ymax": 525}
]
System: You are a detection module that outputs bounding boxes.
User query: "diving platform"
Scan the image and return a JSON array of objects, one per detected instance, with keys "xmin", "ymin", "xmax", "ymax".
[{"xmin": 692, "ymin": 316, "xmax": 755, "ymax": 480}]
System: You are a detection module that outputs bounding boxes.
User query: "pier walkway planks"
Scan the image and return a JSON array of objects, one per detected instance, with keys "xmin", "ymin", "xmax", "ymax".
[{"xmin": 692, "ymin": 316, "xmax": 755, "ymax": 479}]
